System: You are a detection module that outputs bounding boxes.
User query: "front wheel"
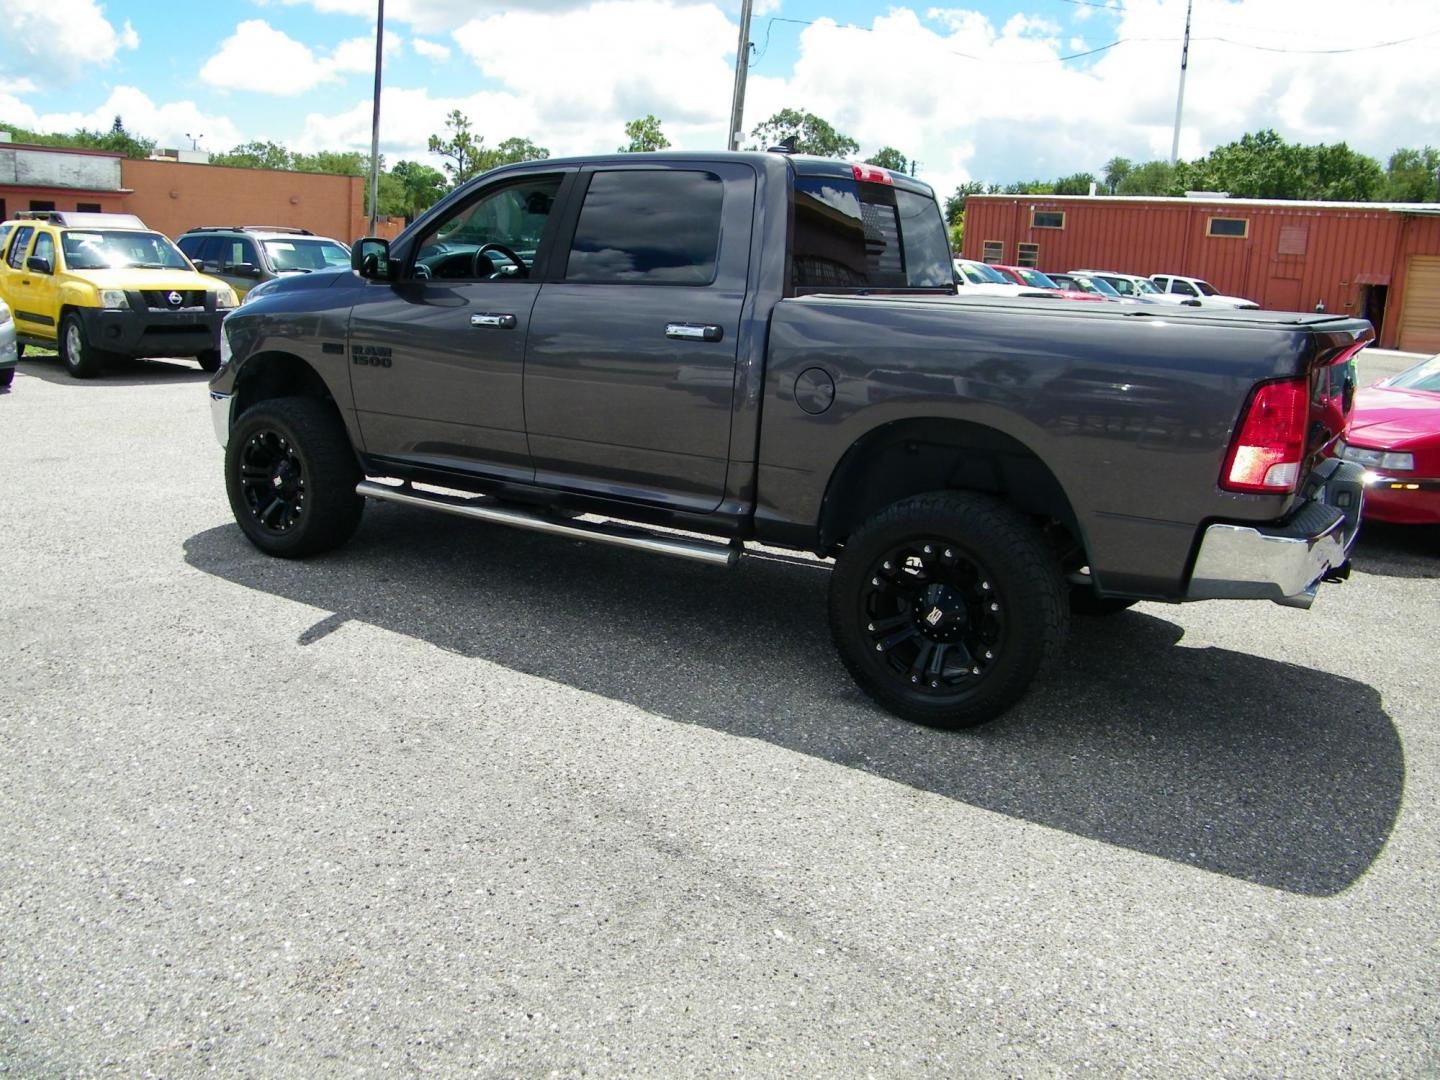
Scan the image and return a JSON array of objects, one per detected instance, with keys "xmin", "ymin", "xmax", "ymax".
[
  {"xmin": 197, "ymin": 349, "xmax": 222, "ymax": 373},
  {"xmin": 829, "ymin": 491, "xmax": 1067, "ymax": 728},
  {"xmin": 0, "ymin": 367, "xmax": 13, "ymax": 388},
  {"xmin": 59, "ymin": 313, "xmax": 104, "ymax": 379},
  {"xmin": 225, "ymin": 397, "xmax": 364, "ymax": 558}
]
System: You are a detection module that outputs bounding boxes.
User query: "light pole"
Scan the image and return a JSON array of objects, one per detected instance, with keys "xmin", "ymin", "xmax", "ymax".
[
  {"xmin": 727, "ymin": 0, "xmax": 754, "ymax": 151},
  {"xmin": 1169, "ymin": 0, "xmax": 1193, "ymax": 166},
  {"xmin": 184, "ymin": 133, "xmax": 202, "ymax": 151},
  {"xmin": 368, "ymin": 0, "xmax": 385, "ymax": 234}
]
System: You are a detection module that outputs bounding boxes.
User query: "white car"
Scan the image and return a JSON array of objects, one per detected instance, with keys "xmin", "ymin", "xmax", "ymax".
[
  {"xmin": 1149, "ymin": 274, "xmax": 1259, "ymax": 310},
  {"xmin": 953, "ymin": 259, "xmax": 1048, "ymax": 297},
  {"xmin": 0, "ymin": 299, "xmax": 16, "ymax": 389},
  {"xmin": 1070, "ymin": 269, "xmax": 1196, "ymax": 307}
]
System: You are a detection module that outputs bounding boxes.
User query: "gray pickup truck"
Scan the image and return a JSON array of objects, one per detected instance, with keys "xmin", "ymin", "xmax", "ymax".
[{"xmin": 208, "ymin": 151, "xmax": 1370, "ymax": 727}]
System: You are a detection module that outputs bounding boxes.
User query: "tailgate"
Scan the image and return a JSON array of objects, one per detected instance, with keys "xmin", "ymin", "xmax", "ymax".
[{"xmin": 1305, "ymin": 323, "xmax": 1374, "ymax": 465}]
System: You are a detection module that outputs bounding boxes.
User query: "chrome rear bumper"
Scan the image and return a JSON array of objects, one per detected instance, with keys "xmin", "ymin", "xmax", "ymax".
[{"xmin": 1186, "ymin": 460, "xmax": 1365, "ymax": 609}]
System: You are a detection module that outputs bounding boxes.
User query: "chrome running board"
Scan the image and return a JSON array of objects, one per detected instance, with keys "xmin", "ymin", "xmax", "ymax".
[{"xmin": 356, "ymin": 480, "xmax": 741, "ymax": 568}]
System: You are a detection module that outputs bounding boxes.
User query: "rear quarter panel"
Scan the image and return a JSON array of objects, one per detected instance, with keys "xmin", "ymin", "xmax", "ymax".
[{"xmin": 756, "ymin": 296, "xmax": 1334, "ymax": 596}]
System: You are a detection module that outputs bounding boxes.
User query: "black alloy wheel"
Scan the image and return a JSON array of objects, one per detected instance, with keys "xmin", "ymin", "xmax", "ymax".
[
  {"xmin": 829, "ymin": 491, "xmax": 1067, "ymax": 728},
  {"xmin": 858, "ymin": 538, "xmax": 1005, "ymax": 693},
  {"xmin": 238, "ymin": 429, "xmax": 307, "ymax": 536}
]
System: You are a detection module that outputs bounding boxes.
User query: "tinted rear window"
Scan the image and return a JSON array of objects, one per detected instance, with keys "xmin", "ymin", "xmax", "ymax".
[
  {"xmin": 792, "ymin": 177, "xmax": 951, "ymax": 291},
  {"xmin": 565, "ymin": 170, "xmax": 723, "ymax": 285}
]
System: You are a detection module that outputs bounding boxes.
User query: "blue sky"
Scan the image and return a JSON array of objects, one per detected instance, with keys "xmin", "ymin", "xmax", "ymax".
[{"xmin": 0, "ymin": 0, "xmax": 1434, "ymax": 199}]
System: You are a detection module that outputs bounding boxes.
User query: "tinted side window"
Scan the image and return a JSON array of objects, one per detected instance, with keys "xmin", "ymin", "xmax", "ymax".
[
  {"xmin": 32, "ymin": 231, "xmax": 55, "ymax": 267},
  {"xmin": 6, "ymin": 226, "xmax": 34, "ymax": 269},
  {"xmin": 793, "ymin": 177, "xmax": 950, "ymax": 290},
  {"xmin": 565, "ymin": 170, "xmax": 723, "ymax": 285},
  {"xmin": 176, "ymin": 235, "xmax": 202, "ymax": 259}
]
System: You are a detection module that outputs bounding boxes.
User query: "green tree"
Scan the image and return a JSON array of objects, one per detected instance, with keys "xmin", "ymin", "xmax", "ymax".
[
  {"xmin": 427, "ymin": 109, "xmax": 484, "ymax": 185},
  {"xmin": 292, "ymin": 150, "xmax": 367, "ymax": 175},
  {"xmin": 865, "ymin": 146, "xmax": 912, "ymax": 174},
  {"xmin": 748, "ymin": 108, "xmax": 859, "ymax": 158},
  {"xmin": 481, "ymin": 136, "xmax": 549, "ymax": 169},
  {"xmin": 1308, "ymin": 141, "xmax": 1383, "ymax": 201},
  {"xmin": 211, "ymin": 140, "xmax": 294, "ymax": 170},
  {"xmin": 1103, "ymin": 156, "xmax": 1132, "ymax": 194},
  {"xmin": 1053, "ymin": 172, "xmax": 1097, "ymax": 196},
  {"xmin": 1003, "ymin": 179, "xmax": 1055, "ymax": 195},
  {"xmin": 943, "ymin": 181, "xmax": 988, "ymax": 227},
  {"xmin": 388, "ymin": 159, "xmax": 447, "ymax": 218},
  {"xmin": 0, "ymin": 118, "xmax": 155, "ymax": 159},
  {"xmin": 1117, "ymin": 160, "xmax": 1179, "ymax": 195},
  {"xmin": 1383, "ymin": 146, "xmax": 1440, "ymax": 202},
  {"xmin": 619, "ymin": 115, "xmax": 671, "ymax": 153}
]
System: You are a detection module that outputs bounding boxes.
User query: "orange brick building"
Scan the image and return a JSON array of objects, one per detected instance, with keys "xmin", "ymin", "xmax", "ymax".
[{"xmin": 0, "ymin": 139, "xmax": 404, "ymax": 243}]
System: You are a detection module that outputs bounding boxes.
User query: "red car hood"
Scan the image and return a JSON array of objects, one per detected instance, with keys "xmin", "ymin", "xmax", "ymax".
[{"xmin": 1346, "ymin": 385, "xmax": 1440, "ymax": 447}]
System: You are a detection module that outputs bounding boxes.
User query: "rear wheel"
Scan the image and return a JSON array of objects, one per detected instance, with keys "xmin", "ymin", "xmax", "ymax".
[
  {"xmin": 225, "ymin": 397, "xmax": 364, "ymax": 558},
  {"xmin": 59, "ymin": 313, "xmax": 104, "ymax": 379},
  {"xmin": 829, "ymin": 491, "xmax": 1067, "ymax": 728},
  {"xmin": 197, "ymin": 349, "xmax": 222, "ymax": 373}
]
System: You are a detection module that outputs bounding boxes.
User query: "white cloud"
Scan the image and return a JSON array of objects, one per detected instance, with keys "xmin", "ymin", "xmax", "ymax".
[
  {"xmin": 1, "ymin": 86, "xmax": 243, "ymax": 151},
  {"xmin": 199, "ymin": 20, "xmax": 401, "ymax": 95},
  {"xmin": 411, "ymin": 38, "xmax": 452, "ymax": 62},
  {"xmin": 0, "ymin": 0, "xmax": 140, "ymax": 84},
  {"xmin": 256, "ymin": 0, "xmax": 591, "ymax": 33}
]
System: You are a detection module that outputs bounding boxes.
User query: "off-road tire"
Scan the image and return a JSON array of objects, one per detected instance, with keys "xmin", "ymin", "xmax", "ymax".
[
  {"xmin": 197, "ymin": 349, "xmax": 223, "ymax": 373},
  {"xmin": 59, "ymin": 313, "xmax": 105, "ymax": 379},
  {"xmin": 829, "ymin": 491, "xmax": 1067, "ymax": 728},
  {"xmin": 226, "ymin": 396, "xmax": 364, "ymax": 558}
]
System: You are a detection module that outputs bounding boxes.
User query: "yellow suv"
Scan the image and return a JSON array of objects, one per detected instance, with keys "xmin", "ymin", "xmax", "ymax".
[{"xmin": 0, "ymin": 211, "xmax": 238, "ymax": 378}]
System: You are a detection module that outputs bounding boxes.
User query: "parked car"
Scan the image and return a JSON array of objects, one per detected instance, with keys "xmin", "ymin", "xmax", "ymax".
[
  {"xmin": 0, "ymin": 211, "xmax": 235, "ymax": 378},
  {"xmin": 1071, "ymin": 269, "xmax": 1196, "ymax": 306},
  {"xmin": 0, "ymin": 298, "xmax": 16, "ymax": 388},
  {"xmin": 953, "ymin": 258, "xmax": 1042, "ymax": 297},
  {"xmin": 176, "ymin": 226, "xmax": 351, "ymax": 300},
  {"xmin": 989, "ymin": 265, "xmax": 1107, "ymax": 302},
  {"xmin": 1337, "ymin": 353, "xmax": 1440, "ymax": 524},
  {"xmin": 209, "ymin": 150, "xmax": 1369, "ymax": 728},
  {"xmin": 1046, "ymin": 271, "xmax": 1149, "ymax": 303},
  {"xmin": 1150, "ymin": 274, "xmax": 1259, "ymax": 309}
]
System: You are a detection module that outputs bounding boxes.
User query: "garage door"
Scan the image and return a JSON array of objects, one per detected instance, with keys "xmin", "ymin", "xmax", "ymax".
[{"xmin": 1398, "ymin": 255, "xmax": 1440, "ymax": 353}]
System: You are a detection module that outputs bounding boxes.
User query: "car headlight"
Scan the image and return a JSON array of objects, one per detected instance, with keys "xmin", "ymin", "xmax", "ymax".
[
  {"xmin": 215, "ymin": 286, "xmax": 239, "ymax": 310},
  {"xmin": 99, "ymin": 289, "xmax": 129, "ymax": 310},
  {"xmin": 1340, "ymin": 442, "xmax": 1415, "ymax": 471}
]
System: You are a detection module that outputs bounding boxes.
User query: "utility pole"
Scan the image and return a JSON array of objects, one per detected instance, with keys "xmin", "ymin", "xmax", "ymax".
[
  {"xmin": 367, "ymin": 0, "xmax": 385, "ymax": 234},
  {"xmin": 1169, "ymin": 0, "xmax": 1192, "ymax": 165},
  {"xmin": 727, "ymin": 0, "xmax": 754, "ymax": 151}
]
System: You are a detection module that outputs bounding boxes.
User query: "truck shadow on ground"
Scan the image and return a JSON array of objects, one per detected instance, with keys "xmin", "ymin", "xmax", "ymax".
[
  {"xmin": 15, "ymin": 354, "xmax": 210, "ymax": 387},
  {"xmin": 1349, "ymin": 521, "xmax": 1440, "ymax": 580},
  {"xmin": 184, "ymin": 504, "xmax": 1403, "ymax": 898}
]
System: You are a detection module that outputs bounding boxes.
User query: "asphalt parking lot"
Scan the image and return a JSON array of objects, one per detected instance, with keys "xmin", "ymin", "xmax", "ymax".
[{"xmin": 1, "ymin": 347, "xmax": 1437, "ymax": 1077}]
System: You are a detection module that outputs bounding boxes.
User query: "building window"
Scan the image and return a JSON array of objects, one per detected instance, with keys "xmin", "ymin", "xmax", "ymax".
[
  {"xmin": 29, "ymin": 200, "xmax": 56, "ymax": 212},
  {"xmin": 1207, "ymin": 217, "xmax": 1249, "ymax": 239},
  {"xmin": 1018, "ymin": 243, "xmax": 1040, "ymax": 268},
  {"xmin": 1031, "ymin": 210, "xmax": 1065, "ymax": 230},
  {"xmin": 982, "ymin": 240, "xmax": 1003, "ymax": 263},
  {"xmin": 76, "ymin": 202, "xmax": 101, "ymax": 213}
]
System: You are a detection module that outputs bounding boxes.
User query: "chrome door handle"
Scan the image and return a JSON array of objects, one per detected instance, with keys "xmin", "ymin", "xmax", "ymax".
[
  {"xmin": 665, "ymin": 323, "xmax": 723, "ymax": 342},
  {"xmin": 470, "ymin": 313, "xmax": 517, "ymax": 329}
]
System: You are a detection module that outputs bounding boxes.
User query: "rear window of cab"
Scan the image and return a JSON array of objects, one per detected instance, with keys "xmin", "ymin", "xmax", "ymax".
[{"xmin": 791, "ymin": 176, "xmax": 952, "ymax": 292}]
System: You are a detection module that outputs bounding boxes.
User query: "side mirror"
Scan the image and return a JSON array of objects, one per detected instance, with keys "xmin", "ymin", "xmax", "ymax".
[
  {"xmin": 352, "ymin": 237, "xmax": 392, "ymax": 281},
  {"xmin": 224, "ymin": 262, "xmax": 262, "ymax": 278},
  {"xmin": 26, "ymin": 255, "xmax": 52, "ymax": 275}
]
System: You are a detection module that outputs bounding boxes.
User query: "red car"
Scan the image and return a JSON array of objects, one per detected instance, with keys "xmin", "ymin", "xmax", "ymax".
[
  {"xmin": 1338, "ymin": 353, "xmax": 1440, "ymax": 524},
  {"xmin": 989, "ymin": 265, "xmax": 1107, "ymax": 302}
]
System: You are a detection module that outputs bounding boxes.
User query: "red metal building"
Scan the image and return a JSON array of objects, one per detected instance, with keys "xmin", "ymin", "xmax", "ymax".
[{"xmin": 961, "ymin": 194, "xmax": 1440, "ymax": 351}]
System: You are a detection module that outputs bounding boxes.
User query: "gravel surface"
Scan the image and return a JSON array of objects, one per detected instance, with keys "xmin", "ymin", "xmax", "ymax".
[{"xmin": 1, "ymin": 349, "xmax": 1436, "ymax": 1077}]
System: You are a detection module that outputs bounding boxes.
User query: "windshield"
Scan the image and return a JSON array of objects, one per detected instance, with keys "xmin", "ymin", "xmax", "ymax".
[
  {"xmin": 1017, "ymin": 268, "xmax": 1059, "ymax": 288},
  {"xmin": 263, "ymin": 238, "xmax": 351, "ymax": 272},
  {"xmin": 1133, "ymin": 278, "xmax": 1160, "ymax": 295},
  {"xmin": 1079, "ymin": 275, "xmax": 1121, "ymax": 298},
  {"xmin": 1195, "ymin": 279, "xmax": 1219, "ymax": 296},
  {"xmin": 959, "ymin": 261, "xmax": 1009, "ymax": 284},
  {"xmin": 1389, "ymin": 353, "xmax": 1440, "ymax": 393},
  {"xmin": 62, "ymin": 230, "xmax": 190, "ymax": 271}
]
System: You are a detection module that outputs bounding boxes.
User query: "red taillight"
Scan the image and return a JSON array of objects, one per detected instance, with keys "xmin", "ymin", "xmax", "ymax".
[
  {"xmin": 1221, "ymin": 377, "xmax": 1310, "ymax": 493},
  {"xmin": 852, "ymin": 164, "xmax": 893, "ymax": 185}
]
